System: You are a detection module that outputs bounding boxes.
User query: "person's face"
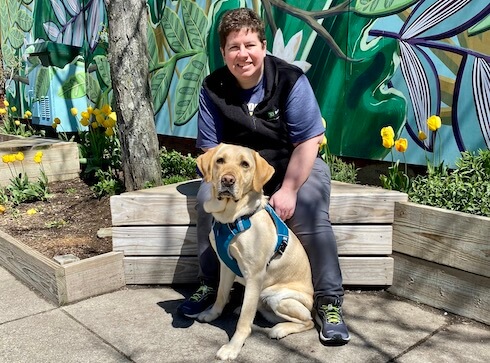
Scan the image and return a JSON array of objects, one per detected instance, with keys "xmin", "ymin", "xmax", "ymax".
[{"xmin": 221, "ymin": 28, "xmax": 266, "ymax": 89}]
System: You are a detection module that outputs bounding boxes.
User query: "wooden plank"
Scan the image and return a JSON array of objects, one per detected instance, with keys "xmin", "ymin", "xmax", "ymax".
[
  {"xmin": 0, "ymin": 139, "xmax": 80, "ymax": 185},
  {"xmin": 393, "ymin": 202, "xmax": 490, "ymax": 278},
  {"xmin": 123, "ymin": 256, "xmax": 393, "ymax": 286},
  {"xmin": 389, "ymin": 252, "xmax": 490, "ymax": 326},
  {"xmin": 113, "ymin": 225, "xmax": 393, "ymax": 256},
  {"xmin": 0, "ymin": 230, "xmax": 62, "ymax": 304},
  {"xmin": 62, "ymin": 252, "xmax": 125, "ymax": 304},
  {"xmin": 111, "ymin": 180, "xmax": 407, "ymax": 226}
]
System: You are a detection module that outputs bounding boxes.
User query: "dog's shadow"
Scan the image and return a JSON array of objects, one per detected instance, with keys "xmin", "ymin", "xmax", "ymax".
[{"xmin": 157, "ymin": 284, "xmax": 273, "ymax": 340}]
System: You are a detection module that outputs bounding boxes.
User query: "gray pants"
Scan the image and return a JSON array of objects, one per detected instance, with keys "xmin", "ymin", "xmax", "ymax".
[{"xmin": 196, "ymin": 157, "xmax": 344, "ymax": 305}]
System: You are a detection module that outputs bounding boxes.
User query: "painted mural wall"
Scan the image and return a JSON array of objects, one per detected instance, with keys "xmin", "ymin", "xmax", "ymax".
[{"xmin": 1, "ymin": 0, "xmax": 489, "ymax": 168}]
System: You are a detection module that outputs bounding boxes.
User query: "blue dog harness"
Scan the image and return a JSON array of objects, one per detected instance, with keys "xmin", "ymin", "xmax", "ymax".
[{"xmin": 212, "ymin": 204, "xmax": 289, "ymax": 277}]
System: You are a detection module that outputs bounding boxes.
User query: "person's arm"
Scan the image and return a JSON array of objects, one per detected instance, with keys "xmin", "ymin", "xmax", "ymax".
[
  {"xmin": 268, "ymin": 134, "xmax": 323, "ymax": 220},
  {"xmin": 268, "ymin": 74, "xmax": 324, "ymax": 220}
]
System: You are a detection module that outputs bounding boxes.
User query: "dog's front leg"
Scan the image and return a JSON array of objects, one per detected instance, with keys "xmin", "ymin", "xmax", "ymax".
[
  {"xmin": 216, "ymin": 278, "xmax": 262, "ymax": 361},
  {"xmin": 197, "ymin": 263, "xmax": 235, "ymax": 323}
]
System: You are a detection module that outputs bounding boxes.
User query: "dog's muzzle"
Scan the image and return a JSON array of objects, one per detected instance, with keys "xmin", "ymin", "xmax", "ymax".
[{"xmin": 217, "ymin": 174, "xmax": 238, "ymax": 201}]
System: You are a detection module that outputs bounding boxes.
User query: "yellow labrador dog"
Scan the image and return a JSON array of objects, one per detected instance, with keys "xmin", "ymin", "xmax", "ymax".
[{"xmin": 196, "ymin": 143, "xmax": 314, "ymax": 361}]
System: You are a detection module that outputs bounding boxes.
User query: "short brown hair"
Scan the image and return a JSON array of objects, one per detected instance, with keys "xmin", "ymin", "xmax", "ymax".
[{"xmin": 218, "ymin": 8, "xmax": 266, "ymax": 49}]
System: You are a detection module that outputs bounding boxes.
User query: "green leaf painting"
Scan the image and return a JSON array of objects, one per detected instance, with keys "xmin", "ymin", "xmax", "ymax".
[
  {"xmin": 34, "ymin": 67, "xmax": 52, "ymax": 99},
  {"xmin": 87, "ymin": 72, "xmax": 102, "ymax": 104},
  {"xmin": 355, "ymin": 0, "xmax": 419, "ymax": 17},
  {"xmin": 151, "ymin": 58, "xmax": 176, "ymax": 114},
  {"xmin": 173, "ymin": 52, "xmax": 208, "ymax": 126},
  {"xmin": 16, "ymin": 9, "xmax": 33, "ymax": 32},
  {"xmin": 181, "ymin": 0, "xmax": 208, "ymax": 50},
  {"xmin": 94, "ymin": 56, "xmax": 111, "ymax": 87},
  {"xmin": 161, "ymin": 6, "xmax": 190, "ymax": 53},
  {"xmin": 468, "ymin": 15, "xmax": 490, "ymax": 36},
  {"xmin": 58, "ymin": 72, "xmax": 86, "ymax": 99}
]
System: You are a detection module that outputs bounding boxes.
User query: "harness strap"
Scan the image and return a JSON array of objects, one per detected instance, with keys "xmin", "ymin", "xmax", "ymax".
[{"xmin": 212, "ymin": 204, "xmax": 290, "ymax": 277}]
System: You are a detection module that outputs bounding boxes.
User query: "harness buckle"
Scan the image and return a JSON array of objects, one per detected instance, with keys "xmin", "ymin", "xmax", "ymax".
[{"xmin": 277, "ymin": 237, "xmax": 288, "ymax": 255}]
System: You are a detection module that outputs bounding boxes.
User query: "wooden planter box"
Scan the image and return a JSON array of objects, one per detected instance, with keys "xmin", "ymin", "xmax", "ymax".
[
  {"xmin": 0, "ymin": 135, "xmax": 80, "ymax": 186},
  {"xmin": 389, "ymin": 202, "xmax": 489, "ymax": 325},
  {"xmin": 0, "ymin": 230, "xmax": 125, "ymax": 305},
  {"xmin": 111, "ymin": 179, "xmax": 408, "ymax": 286}
]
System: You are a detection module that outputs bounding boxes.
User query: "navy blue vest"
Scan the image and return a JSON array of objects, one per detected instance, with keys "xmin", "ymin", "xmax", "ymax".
[{"xmin": 202, "ymin": 56, "xmax": 304, "ymax": 195}]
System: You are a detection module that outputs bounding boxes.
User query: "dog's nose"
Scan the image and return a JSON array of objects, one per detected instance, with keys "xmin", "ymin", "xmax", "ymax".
[{"xmin": 221, "ymin": 174, "xmax": 235, "ymax": 187}]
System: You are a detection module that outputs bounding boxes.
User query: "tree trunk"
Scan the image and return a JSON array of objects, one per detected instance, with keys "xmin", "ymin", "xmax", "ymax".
[{"xmin": 106, "ymin": 0, "xmax": 162, "ymax": 191}]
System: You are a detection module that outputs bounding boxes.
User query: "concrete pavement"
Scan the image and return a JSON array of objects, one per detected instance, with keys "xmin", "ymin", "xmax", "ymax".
[{"xmin": 1, "ymin": 265, "xmax": 488, "ymax": 363}]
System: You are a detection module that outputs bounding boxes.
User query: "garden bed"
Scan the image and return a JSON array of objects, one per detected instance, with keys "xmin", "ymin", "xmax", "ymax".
[{"xmin": 390, "ymin": 202, "xmax": 490, "ymax": 325}]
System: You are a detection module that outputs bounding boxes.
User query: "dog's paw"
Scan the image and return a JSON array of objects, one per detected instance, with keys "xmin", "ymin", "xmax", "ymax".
[
  {"xmin": 268, "ymin": 325, "xmax": 290, "ymax": 340},
  {"xmin": 216, "ymin": 343, "xmax": 241, "ymax": 361},
  {"xmin": 197, "ymin": 309, "xmax": 220, "ymax": 323}
]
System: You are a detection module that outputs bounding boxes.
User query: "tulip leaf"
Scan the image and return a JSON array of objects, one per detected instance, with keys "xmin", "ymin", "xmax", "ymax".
[{"xmin": 173, "ymin": 52, "xmax": 207, "ymax": 126}]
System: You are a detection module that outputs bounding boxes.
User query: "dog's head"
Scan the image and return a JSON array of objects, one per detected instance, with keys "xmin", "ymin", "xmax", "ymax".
[{"xmin": 197, "ymin": 143, "xmax": 275, "ymax": 202}]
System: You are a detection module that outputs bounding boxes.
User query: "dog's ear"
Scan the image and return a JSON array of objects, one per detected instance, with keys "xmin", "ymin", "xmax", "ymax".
[
  {"xmin": 196, "ymin": 146, "xmax": 219, "ymax": 182},
  {"xmin": 252, "ymin": 151, "xmax": 275, "ymax": 192}
]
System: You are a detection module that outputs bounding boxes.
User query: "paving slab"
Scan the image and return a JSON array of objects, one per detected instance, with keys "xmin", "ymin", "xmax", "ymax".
[
  {"xmin": 2, "ymin": 265, "xmax": 489, "ymax": 363},
  {"xmin": 0, "ymin": 266, "xmax": 55, "ymax": 323}
]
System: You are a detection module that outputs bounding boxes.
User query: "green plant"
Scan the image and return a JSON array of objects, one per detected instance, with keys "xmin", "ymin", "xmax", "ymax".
[
  {"xmin": 0, "ymin": 100, "xmax": 39, "ymax": 137},
  {"xmin": 45, "ymin": 219, "xmax": 68, "ymax": 228},
  {"xmin": 409, "ymin": 149, "xmax": 490, "ymax": 217},
  {"xmin": 160, "ymin": 147, "xmax": 198, "ymax": 183},
  {"xmin": 91, "ymin": 168, "xmax": 124, "ymax": 198},
  {"xmin": 379, "ymin": 126, "xmax": 411, "ymax": 192},
  {"xmin": 318, "ymin": 131, "xmax": 358, "ymax": 184},
  {"xmin": 1, "ymin": 151, "xmax": 50, "ymax": 206}
]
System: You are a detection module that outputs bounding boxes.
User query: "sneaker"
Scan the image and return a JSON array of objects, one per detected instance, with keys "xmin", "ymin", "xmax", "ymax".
[
  {"xmin": 314, "ymin": 298, "xmax": 350, "ymax": 345},
  {"xmin": 177, "ymin": 283, "xmax": 217, "ymax": 318}
]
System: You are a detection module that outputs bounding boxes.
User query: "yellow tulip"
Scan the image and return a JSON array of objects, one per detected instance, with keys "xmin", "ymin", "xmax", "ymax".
[
  {"xmin": 70, "ymin": 107, "xmax": 78, "ymax": 116},
  {"xmin": 81, "ymin": 111, "xmax": 90, "ymax": 119},
  {"xmin": 395, "ymin": 138, "xmax": 408, "ymax": 153},
  {"xmin": 105, "ymin": 127, "xmax": 114, "ymax": 137},
  {"xmin": 34, "ymin": 155, "xmax": 42, "ymax": 163},
  {"xmin": 382, "ymin": 136, "xmax": 395, "ymax": 149},
  {"xmin": 26, "ymin": 208, "xmax": 37, "ymax": 215},
  {"xmin": 8, "ymin": 154, "xmax": 16, "ymax": 163},
  {"xmin": 25, "ymin": 110, "xmax": 32, "ymax": 117},
  {"xmin": 3, "ymin": 100, "xmax": 9, "ymax": 107},
  {"xmin": 91, "ymin": 121, "xmax": 98, "ymax": 129},
  {"xmin": 427, "ymin": 115, "xmax": 441, "ymax": 131},
  {"xmin": 96, "ymin": 114, "xmax": 105, "ymax": 124},
  {"xmin": 108, "ymin": 111, "xmax": 117, "ymax": 122},
  {"xmin": 380, "ymin": 126, "xmax": 395, "ymax": 140},
  {"xmin": 0, "ymin": 108, "xmax": 7, "ymax": 115},
  {"xmin": 15, "ymin": 152, "xmax": 24, "ymax": 161},
  {"xmin": 0, "ymin": 204, "xmax": 5, "ymax": 214},
  {"xmin": 2, "ymin": 155, "xmax": 9, "ymax": 163},
  {"xmin": 87, "ymin": 106, "xmax": 94, "ymax": 114},
  {"xmin": 80, "ymin": 117, "xmax": 90, "ymax": 127},
  {"xmin": 52, "ymin": 122, "xmax": 58, "ymax": 129},
  {"xmin": 418, "ymin": 130, "xmax": 427, "ymax": 141},
  {"xmin": 101, "ymin": 104, "xmax": 112, "ymax": 115},
  {"xmin": 11, "ymin": 106, "xmax": 17, "ymax": 112},
  {"xmin": 54, "ymin": 117, "xmax": 61, "ymax": 124},
  {"xmin": 15, "ymin": 120, "xmax": 21, "ymax": 126},
  {"xmin": 35, "ymin": 151, "xmax": 43, "ymax": 158}
]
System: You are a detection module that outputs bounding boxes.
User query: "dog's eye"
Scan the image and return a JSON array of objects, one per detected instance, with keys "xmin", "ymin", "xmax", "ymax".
[
  {"xmin": 241, "ymin": 161, "xmax": 250, "ymax": 168},
  {"xmin": 216, "ymin": 157, "xmax": 225, "ymax": 164}
]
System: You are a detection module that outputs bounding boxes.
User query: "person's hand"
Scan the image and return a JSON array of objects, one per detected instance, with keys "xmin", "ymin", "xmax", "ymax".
[{"xmin": 269, "ymin": 187, "xmax": 297, "ymax": 221}]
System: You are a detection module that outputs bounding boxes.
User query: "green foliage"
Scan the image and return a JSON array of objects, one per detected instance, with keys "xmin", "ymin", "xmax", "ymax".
[
  {"xmin": 91, "ymin": 168, "xmax": 124, "ymax": 198},
  {"xmin": 2, "ymin": 170, "xmax": 49, "ymax": 206},
  {"xmin": 160, "ymin": 147, "xmax": 198, "ymax": 183},
  {"xmin": 380, "ymin": 160, "xmax": 411, "ymax": 193},
  {"xmin": 319, "ymin": 142, "xmax": 358, "ymax": 184},
  {"xmin": 409, "ymin": 150, "xmax": 490, "ymax": 217}
]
